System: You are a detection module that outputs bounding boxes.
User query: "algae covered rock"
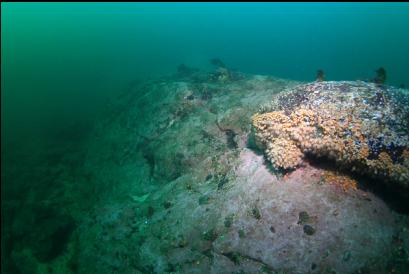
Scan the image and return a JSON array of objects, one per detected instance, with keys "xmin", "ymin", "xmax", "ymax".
[{"xmin": 252, "ymin": 81, "xmax": 409, "ymax": 186}]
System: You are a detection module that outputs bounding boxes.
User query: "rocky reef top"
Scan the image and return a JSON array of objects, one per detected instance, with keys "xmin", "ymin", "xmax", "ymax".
[{"xmin": 253, "ymin": 81, "xmax": 409, "ymax": 187}]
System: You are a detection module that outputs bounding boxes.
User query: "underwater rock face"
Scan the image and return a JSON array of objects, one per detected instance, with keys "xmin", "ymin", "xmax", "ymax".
[
  {"xmin": 213, "ymin": 150, "xmax": 398, "ymax": 274},
  {"xmin": 252, "ymin": 81, "xmax": 409, "ymax": 187},
  {"xmin": 7, "ymin": 72, "xmax": 408, "ymax": 274}
]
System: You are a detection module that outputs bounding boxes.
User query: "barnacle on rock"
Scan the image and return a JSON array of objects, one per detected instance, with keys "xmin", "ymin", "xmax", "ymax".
[
  {"xmin": 316, "ymin": 69, "xmax": 325, "ymax": 82},
  {"xmin": 374, "ymin": 67, "xmax": 387, "ymax": 84}
]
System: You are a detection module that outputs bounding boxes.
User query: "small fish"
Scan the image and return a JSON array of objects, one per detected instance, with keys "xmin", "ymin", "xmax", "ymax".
[{"xmin": 130, "ymin": 193, "xmax": 150, "ymax": 203}]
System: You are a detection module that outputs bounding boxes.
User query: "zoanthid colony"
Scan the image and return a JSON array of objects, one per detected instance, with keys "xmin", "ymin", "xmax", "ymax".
[{"xmin": 252, "ymin": 81, "xmax": 409, "ymax": 187}]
